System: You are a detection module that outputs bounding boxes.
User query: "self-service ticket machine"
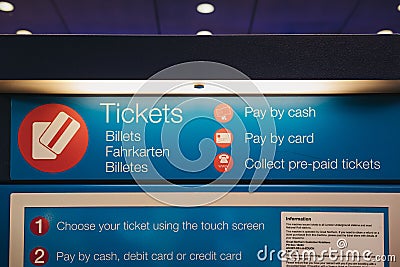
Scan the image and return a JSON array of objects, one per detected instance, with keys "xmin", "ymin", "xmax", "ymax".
[{"xmin": 0, "ymin": 35, "xmax": 399, "ymax": 267}]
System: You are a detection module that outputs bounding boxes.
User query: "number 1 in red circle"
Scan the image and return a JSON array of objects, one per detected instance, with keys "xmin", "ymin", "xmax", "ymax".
[{"xmin": 30, "ymin": 217, "xmax": 50, "ymax": 236}]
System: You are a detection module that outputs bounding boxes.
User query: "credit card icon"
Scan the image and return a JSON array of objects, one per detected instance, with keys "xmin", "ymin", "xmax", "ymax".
[
  {"xmin": 32, "ymin": 112, "xmax": 80, "ymax": 159},
  {"xmin": 216, "ymin": 133, "xmax": 232, "ymax": 144}
]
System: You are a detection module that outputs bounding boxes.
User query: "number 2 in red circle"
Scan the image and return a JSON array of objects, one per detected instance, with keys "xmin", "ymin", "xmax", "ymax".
[
  {"xmin": 30, "ymin": 247, "xmax": 49, "ymax": 266},
  {"xmin": 30, "ymin": 217, "xmax": 50, "ymax": 236}
]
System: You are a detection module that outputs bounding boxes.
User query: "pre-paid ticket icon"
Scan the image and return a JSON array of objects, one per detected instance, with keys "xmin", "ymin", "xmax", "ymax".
[
  {"xmin": 214, "ymin": 153, "xmax": 234, "ymax": 172},
  {"xmin": 18, "ymin": 104, "xmax": 88, "ymax": 173}
]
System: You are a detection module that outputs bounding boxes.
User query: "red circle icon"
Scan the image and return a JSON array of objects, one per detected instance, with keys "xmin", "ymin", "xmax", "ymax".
[
  {"xmin": 214, "ymin": 128, "xmax": 233, "ymax": 148},
  {"xmin": 214, "ymin": 153, "xmax": 234, "ymax": 173},
  {"xmin": 30, "ymin": 247, "xmax": 49, "ymax": 266},
  {"xmin": 18, "ymin": 104, "xmax": 88, "ymax": 173},
  {"xmin": 30, "ymin": 216, "xmax": 50, "ymax": 236},
  {"xmin": 214, "ymin": 103, "xmax": 233, "ymax": 123}
]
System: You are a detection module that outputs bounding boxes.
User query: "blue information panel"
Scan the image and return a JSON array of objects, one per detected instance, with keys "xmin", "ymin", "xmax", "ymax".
[
  {"xmin": 2, "ymin": 36, "xmax": 400, "ymax": 267},
  {"xmin": 11, "ymin": 95, "xmax": 400, "ymax": 180}
]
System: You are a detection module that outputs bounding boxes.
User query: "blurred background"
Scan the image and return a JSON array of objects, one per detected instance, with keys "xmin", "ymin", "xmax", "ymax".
[{"xmin": 0, "ymin": 0, "xmax": 399, "ymax": 35}]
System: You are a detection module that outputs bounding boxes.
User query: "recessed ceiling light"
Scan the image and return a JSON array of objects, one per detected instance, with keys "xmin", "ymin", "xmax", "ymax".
[
  {"xmin": 197, "ymin": 3, "xmax": 214, "ymax": 14},
  {"xmin": 196, "ymin": 30, "xmax": 212, "ymax": 35},
  {"xmin": 377, "ymin": 29, "xmax": 393, "ymax": 34},
  {"xmin": 0, "ymin": 1, "xmax": 14, "ymax": 12},
  {"xmin": 16, "ymin": 29, "xmax": 32, "ymax": 35},
  {"xmin": 397, "ymin": 4, "xmax": 400, "ymax": 12}
]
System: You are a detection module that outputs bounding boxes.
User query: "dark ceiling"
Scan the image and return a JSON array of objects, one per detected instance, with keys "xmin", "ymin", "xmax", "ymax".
[{"xmin": 0, "ymin": 0, "xmax": 399, "ymax": 35}]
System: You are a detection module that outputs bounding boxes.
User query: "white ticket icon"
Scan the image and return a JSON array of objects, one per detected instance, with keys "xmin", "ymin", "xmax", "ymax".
[{"xmin": 32, "ymin": 112, "xmax": 80, "ymax": 159}]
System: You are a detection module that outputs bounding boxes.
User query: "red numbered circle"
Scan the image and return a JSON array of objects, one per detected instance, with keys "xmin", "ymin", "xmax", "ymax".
[
  {"xmin": 214, "ymin": 153, "xmax": 234, "ymax": 173},
  {"xmin": 30, "ymin": 247, "xmax": 49, "ymax": 266},
  {"xmin": 30, "ymin": 216, "xmax": 49, "ymax": 236},
  {"xmin": 18, "ymin": 104, "xmax": 88, "ymax": 173}
]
